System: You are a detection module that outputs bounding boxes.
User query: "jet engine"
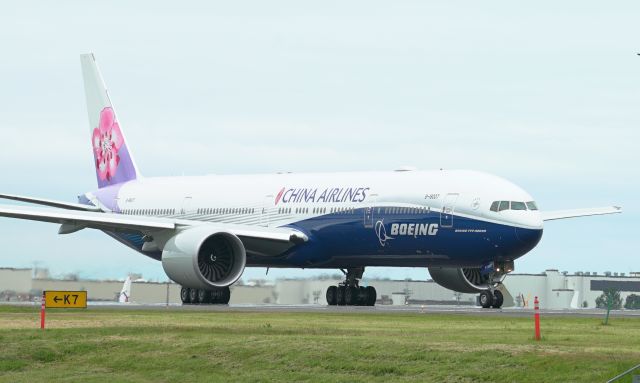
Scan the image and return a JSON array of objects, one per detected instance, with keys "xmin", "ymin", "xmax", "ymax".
[
  {"xmin": 162, "ymin": 226, "xmax": 246, "ymax": 289},
  {"xmin": 428, "ymin": 267, "xmax": 493, "ymax": 293}
]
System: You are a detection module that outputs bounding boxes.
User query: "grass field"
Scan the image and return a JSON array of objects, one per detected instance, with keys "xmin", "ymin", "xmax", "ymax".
[{"xmin": 0, "ymin": 306, "xmax": 638, "ymax": 382}]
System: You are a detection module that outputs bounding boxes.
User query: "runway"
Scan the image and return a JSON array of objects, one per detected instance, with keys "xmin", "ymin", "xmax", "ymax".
[
  {"xmin": 4, "ymin": 301, "xmax": 639, "ymax": 317},
  {"xmin": 31, "ymin": 301, "xmax": 640, "ymax": 317}
]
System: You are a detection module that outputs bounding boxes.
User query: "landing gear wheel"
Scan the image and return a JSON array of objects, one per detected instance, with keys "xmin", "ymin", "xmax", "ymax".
[
  {"xmin": 189, "ymin": 288, "xmax": 199, "ymax": 304},
  {"xmin": 336, "ymin": 286, "xmax": 346, "ymax": 306},
  {"xmin": 181, "ymin": 287, "xmax": 191, "ymax": 304},
  {"xmin": 220, "ymin": 287, "xmax": 231, "ymax": 304},
  {"xmin": 197, "ymin": 289, "xmax": 210, "ymax": 304},
  {"xmin": 345, "ymin": 287, "xmax": 357, "ymax": 305},
  {"xmin": 492, "ymin": 290, "xmax": 504, "ymax": 309},
  {"xmin": 479, "ymin": 290, "xmax": 494, "ymax": 309},
  {"xmin": 326, "ymin": 286, "xmax": 337, "ymax": 305},
  {"xmin": 365, "ymin": 286, "xmax": 377, "ymax": 306},
  {"xmin": 357, "ymin": 286, "xmax": 367, "ymax": 306}
]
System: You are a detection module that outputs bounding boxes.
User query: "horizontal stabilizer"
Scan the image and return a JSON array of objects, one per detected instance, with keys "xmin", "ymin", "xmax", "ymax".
[
  {"xmin": 0, "ymin": 193, "xmax": 102, "ymax": 212},
  {"xmin": 541, "ymin": 206, "xmax": 622, "ymax": 221}
]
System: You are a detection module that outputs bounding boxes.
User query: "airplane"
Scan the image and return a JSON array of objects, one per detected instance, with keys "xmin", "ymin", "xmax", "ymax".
[
  {"xmin": 0, "ymin": 53, "xmax": 622, "ymax": 308},
  {"xmin": 118, "ymin": 275, "xmax": 132, "ymax": 303}
]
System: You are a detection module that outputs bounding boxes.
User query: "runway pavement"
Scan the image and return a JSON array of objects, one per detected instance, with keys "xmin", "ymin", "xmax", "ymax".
[
  {"xmin": 62, "ymin": 302, "xmax": 640, "ymax": 319},
  {"xmin": 3, "ymin": 301, "xmax": 640, "ymax": 317}
]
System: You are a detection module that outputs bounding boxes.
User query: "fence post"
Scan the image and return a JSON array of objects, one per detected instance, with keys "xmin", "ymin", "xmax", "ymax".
[
  {"xmin": 40, "ymin": 291, "xmax": 46, "ymax": 330},
  {"xmin": 534, "ymin": 296, "xmax": 540, "ymax": 341}
]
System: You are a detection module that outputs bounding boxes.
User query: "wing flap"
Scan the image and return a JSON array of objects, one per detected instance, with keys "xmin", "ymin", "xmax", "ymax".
[
  {"xmin": 541, "ymin": 206, "xmax": 622, "ymax": 221},
  {"xmin": 0, "ymin": 193, "xmax": 102, "ymax": 212}
]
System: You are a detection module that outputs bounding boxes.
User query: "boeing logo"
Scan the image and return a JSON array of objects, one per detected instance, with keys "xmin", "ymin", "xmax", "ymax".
[
  {"xmin": 375, "ymin": 220, "xmax": 394, "ymax": 247},
  {"xmin": 375, "ymin": 221, "xmax": 439, "ymax": 247},
  {"xmin": 391, "ymin": 223, "xmax": 439, "ymax": 237}
]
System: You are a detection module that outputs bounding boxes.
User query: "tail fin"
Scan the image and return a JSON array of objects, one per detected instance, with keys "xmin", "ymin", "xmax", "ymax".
[
  {"xmin": 80, "ymin": 53, "xmax": 139, "ymax": 188},
  {"xmin": 118, "ymin": 275, "xmax": 132, "ymax": 303}
]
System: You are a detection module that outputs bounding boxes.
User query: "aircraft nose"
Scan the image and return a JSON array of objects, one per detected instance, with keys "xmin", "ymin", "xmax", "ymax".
[
  {"xmin": 511, "ymin": 227, "xmax": 542, "ymax": 257},
  {"xmin": 514, "ymin": 227, "xmax": 543, "ymax": 253}
]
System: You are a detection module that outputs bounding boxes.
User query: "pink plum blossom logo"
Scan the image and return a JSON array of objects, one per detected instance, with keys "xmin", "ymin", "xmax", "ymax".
[{"xmin": 92, "ymin": 107, "xmax": 124, "ymax": 181}]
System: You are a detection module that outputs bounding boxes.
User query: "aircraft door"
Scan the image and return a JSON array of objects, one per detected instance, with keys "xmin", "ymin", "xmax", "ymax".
[
  {"xmin": 363, "ymin": 193, "xmax": 377, "ymax": 228},
  {"xmin": 260, "ymin": 194, "xmax": 274, "ymax": 227},
  {"xmin": 363, "ymin": 207, "xmax": 373, "ymax": 228},
  {"xmin": 440, "ymin": 193, "xmax": 459, "ymax": 228},
  {"xmin": 181, "ymin": 196, "xmax": 192, "ymax": 216}
]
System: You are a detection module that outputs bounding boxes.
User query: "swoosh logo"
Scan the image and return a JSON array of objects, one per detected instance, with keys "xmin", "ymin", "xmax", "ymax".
[
  {"xmin": 275, "ymin": 187, "xmax": 285, "ymax": 205},
  {"xmin": 375, "ymin": 220, "xmax": 394, "ymax": 247}
]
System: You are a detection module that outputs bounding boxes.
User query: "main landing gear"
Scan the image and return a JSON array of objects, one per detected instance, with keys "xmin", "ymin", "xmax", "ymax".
[
  {"xmin": 479, "ymin": 289, "xmax": 504, "ymax": 309},
  {"xmin": 326, "ymin": 267, "xmax": 377, "ymax": 306},
  {"xmin": 180, "ymin": 286, "xmax": 230, "ymax": 305}
]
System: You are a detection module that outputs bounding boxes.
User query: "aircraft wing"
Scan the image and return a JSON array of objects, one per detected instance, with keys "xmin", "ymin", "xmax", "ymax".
[
  {"xmin": 0, "ymin": 193, "xmax": 102, "ymax": 212},
  {"xmin": 0, "ymin": 204, "xmax": 175, "ymax": 233},
  {"xmin": 0, "ymin": 204, "xmax": 307, "ymax": 251},
  {"xmin": 541, "ymin": 206, "xmax": 622, "ymax": 221}
]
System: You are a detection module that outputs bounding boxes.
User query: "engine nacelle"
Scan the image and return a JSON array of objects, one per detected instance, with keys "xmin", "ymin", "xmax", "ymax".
[
  {"xmin": 162, "ymin": 226, "xmax": 246, "ymax": 289},
  {"xmin": 428, "ymin": 267, "xmax": 492, "ymax": 293}
]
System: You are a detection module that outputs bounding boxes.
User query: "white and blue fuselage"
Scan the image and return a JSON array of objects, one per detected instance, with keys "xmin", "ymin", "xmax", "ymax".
[{"xmin": 88, "ymin": 169, "xmax": 544, "ymax": 270}]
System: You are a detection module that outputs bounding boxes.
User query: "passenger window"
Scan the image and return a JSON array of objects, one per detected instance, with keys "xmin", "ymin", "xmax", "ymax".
[
  {"xmin": 511, "ymin": 201, "xmax": 527, "ymax": 210},
  {"xmin": 498, "ymin": 201, "xmax": 510, "ymax": 211},
  {"xmin": 490, "ymin": 201, "xmax": 499, "ymax": 212}
]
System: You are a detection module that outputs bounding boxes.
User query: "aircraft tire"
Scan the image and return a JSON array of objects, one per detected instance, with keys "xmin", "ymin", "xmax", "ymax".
[
  {"xmin": 336, "ymin": 286, "xmax": 346, "ymax": 306},
  {"xmin": 326, "ymin": 286, "xmax": 337, "ymax": 305},
  {"xmin": 366, "ymin": 286, "xmax": 377, "ymax": 306},
  {"xmin": 357, "ymin": 286, "xmax": 367, "ymax": 306},
  {"xmin": 345, "ymin": 287, "xmax": 357, "ymax": 305},
  {"xmin": 180, "ymin": 287, "xmax": 191, "ymax": 304},
  {"xmin": 197, "ymin": 289, "xmax": 210, "ymax": 304},
  {"xmin": 492, "ymin": 290, "xmax": 504, "ymax": 309},
  {"xmin": 221, "ymin": 287, "xmax": 231, "ymax": 304},
  {"xmin": 479, "ymin": 290, "xmax": 494, "ymax": 309},
  {"xmin": 189, "ymin": 288, "xmax": 199, "ymax": 305}
]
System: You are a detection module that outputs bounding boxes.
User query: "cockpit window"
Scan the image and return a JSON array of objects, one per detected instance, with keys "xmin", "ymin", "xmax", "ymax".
[
  {"xmin": 498, "ymin": 201, "xmax": 510, "ymax": 211},
  {"xmin": 511, "ymin": 201, "xmax": 526, "ymax": 210},
  {"xmin": 491, "ymin": 200, "xmax": 535, "ymax": 212}
]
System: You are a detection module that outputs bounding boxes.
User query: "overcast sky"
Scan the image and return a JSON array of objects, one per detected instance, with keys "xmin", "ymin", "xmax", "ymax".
[{"xmin": 0, "ymin": 1, "xmax": 637, "ymax": 282}]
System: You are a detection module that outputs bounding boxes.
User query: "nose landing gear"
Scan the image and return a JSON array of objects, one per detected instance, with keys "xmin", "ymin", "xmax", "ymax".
[
  {"xmin": 326, "ymin": 267, "xmax": 377, "ymax": 306},
  {"xmin": 479, "ymin": 289, "xmax": 503, "ymax": 308},
  {"xmin": 477, "ymin": 264, "xmax": 509, "ymax": 309}
]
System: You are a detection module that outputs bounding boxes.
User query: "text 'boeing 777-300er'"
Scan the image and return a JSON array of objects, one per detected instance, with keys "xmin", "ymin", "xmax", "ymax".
[{"xmin": 0, "ymin": 54, "xmax": 622, "ymax": 308}]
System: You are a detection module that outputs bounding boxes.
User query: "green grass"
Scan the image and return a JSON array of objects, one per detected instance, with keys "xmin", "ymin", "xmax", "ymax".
[{"xmin": 0, "ymin": 305, "xmax": 638, "ymax": 382}]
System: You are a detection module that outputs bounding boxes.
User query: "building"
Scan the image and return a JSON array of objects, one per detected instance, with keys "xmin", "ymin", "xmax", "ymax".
[
  {"xmin": 0, "ymin": 268, "xmax": 32, "ymax": 301},
  {"xmin": 501, "ymin": 269, "xmax": 640, "ymax": 309}
]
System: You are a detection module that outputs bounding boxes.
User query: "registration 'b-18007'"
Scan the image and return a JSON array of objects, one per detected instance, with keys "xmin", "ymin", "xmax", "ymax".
[{"xmin": 0, "ymin": 54, "xmax": 622, "ymax": 309}]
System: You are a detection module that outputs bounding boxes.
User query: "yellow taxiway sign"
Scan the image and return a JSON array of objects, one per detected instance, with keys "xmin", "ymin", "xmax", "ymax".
[{"xmin": 44, "ymin": 291, "xmax": 87, "ymax": 308}]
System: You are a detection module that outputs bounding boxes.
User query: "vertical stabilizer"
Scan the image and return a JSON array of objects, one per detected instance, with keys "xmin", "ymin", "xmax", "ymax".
[
  {"xmin": 118, "ymin": 275, "xmax": 132, "ymax": 303},
  {"xmin": 81, "ymin": 53, "xmax": 139, "ymax": 188}
]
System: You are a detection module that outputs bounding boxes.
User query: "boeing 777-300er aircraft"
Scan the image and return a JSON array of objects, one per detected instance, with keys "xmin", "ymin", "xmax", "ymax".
[{"xmin": 0, "ymin": 54, "xmax": 622, "ymax": 308}]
